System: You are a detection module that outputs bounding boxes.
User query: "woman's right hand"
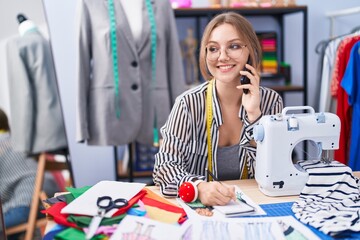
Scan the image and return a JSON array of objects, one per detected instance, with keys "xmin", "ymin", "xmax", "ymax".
[{"xmin": 197, "ymin": 181, "xmax": 236, "ymax": 206}]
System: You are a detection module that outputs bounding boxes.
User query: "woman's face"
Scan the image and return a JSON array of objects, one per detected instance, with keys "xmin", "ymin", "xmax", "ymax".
[{"xmin": 206, "ymin": 23, "xmax": 249, "ymax": 84}]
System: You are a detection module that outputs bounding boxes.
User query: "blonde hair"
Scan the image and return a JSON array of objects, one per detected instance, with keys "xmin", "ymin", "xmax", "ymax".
[{"xmin": 199, "ymin": 12, "xmax": 262, "ymax": 80}]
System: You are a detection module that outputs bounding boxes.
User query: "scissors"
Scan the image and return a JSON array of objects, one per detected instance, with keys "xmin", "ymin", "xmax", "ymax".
[{"xmin": 86, "ymin": 196, "xmax": 128, "ymax": 239}]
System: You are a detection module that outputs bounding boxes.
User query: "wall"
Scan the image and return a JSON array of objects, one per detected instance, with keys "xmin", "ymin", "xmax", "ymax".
[
  {"xmin": 43, "ymin": 0, "xmax": 115, "ymax": 187},
  {"xmin": 1, "ymin": 0, "xmax": 358, "ymax": 187}
]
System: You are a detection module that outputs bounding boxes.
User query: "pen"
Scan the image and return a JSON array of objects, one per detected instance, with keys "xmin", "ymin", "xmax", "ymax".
[
  {"xmin": 206, "ymin": 168, "xmax": 223, "ymax": 186},
  {"xmin": 236, "ymin": 192, "xmax": 255, "ymax": 210},
  {"xmin": 206, "ymin": 168, "xmax": 254, "ymax": 210}
]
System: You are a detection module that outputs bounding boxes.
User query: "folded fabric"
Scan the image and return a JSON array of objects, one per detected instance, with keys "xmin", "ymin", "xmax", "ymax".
[
  {"xmin": 43, "ymin": 189, "xmax": 146, "ymax": 228},
  {"xmin": 67, "ymin": 213, "xmax": 126, "ymax": 228},
  {"xmin": 54, "ymin": 227, "xmax": 106, "ymax": 240},
  {"xmin": 43, "ymin": 202, "xmax": 79, "ymax": 228},
  {"xmin": 43, "ymin": 224, "xmax": 67, "ymax": 240},
  {"xmin": 292, "ymin": 160, "xmax": 360, "ymax": 236},
  {"xmin": 142, "ymin": 195, "xmax": 187, "ymax": 224},
  {"xmin": 65, "ymin": 186, "xmax": 92, "ymax": 202}
]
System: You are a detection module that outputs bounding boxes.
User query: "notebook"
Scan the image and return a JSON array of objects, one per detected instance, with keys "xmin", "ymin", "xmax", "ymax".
[{"xmin": 212, "ymin": 198, "xmax": 255, "ymax": 217}]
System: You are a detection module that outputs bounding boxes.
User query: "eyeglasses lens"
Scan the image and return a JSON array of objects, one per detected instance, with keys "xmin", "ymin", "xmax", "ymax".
[{"xmin": 206, "ymin": 43, "xmax": 246, "ymax": 61}]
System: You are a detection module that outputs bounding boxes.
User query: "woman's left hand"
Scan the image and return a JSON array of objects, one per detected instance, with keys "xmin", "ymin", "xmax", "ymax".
[{"xmin": 237, "ymin": 63, "xmax": 261, "ymax": 122}]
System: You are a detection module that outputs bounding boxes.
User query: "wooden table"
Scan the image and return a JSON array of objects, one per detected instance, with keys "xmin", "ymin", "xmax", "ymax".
[
  {"xmin": 148, "ymin": 171, "xmax": 360, "ymax": 205},
  {"xmin": 45, "ymin": 172, "xmax": 360, "ymax": 236},
  {"xmin": 148, "ymin": 179, "xmax": 299, "ymax": 206}
]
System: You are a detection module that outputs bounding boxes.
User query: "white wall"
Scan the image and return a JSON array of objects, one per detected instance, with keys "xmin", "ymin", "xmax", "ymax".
[{"xmin": 43, "ymin": 0, "xmax": 115, "ymax": 187}]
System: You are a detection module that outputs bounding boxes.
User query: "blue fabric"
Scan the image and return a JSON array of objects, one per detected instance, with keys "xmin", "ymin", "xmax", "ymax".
[
  {"xmin": 4, "ymin": 206, "xmax": 29, "ymax": 228},
  {"xmin": 43, "ymin": 224, "xmax": 66, "ymax": 240},
  {"xmin": 341, "ymin": 41, "xmax": 360, "ymax": 171},
  {"xmin": 259, "ymin": 202, "xmax": 360, "ymax": 240}
]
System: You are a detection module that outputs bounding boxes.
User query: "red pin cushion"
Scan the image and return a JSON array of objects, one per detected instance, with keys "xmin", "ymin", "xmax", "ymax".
[{"xmin": 178, "ymin": 180, "xmax": 203, "ymax": 203}]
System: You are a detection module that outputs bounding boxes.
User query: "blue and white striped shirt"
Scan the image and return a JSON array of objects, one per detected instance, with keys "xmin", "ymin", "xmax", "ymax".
[{"xmin": 0, "ymin": 133, "xmax": 37, "ymax": 214}]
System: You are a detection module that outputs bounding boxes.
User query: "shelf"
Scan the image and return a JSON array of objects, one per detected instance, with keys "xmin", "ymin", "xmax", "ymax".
[
  {"xmin": 270, "ymin": 85, "xmax": 303, "ymax": 93},
  {"xmin": 174, "ymin": 6, "xmax": 307, "ymax": 17},
  {"xmin": 117, "ymin": 161, "xmax": 152, "ymax": 179}
]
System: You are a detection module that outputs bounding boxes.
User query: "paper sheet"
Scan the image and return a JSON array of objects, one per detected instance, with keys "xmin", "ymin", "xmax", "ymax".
[
  {"xmin": 61, "ymin": 181, "xmax": 146, "ymax": 217},
  {"xmin": 110, "ymin": 215, "xmax": 185, "ymax": 240},
  {"xmin": 183, "ymin": 216, "xmax": 320, "ymax": 240}
]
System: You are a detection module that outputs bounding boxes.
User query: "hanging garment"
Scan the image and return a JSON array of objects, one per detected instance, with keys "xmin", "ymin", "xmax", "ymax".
[
  {"xmin": 292, "ymin": 160, "xmax": 360, "ymax": 237},
  {"xmin": 75, "ymin": 0, "xmax": 186, "ymax": 146},
  {"xmin": 313, "ymin": 39, "xmax": 330, "ymax": 112},
  {"xmin": 6, "ymin": 31, "xmax": 68, "ymax": 154},
  {"xmin": 341, "ymin": 41, "xmax": 360, "ymax": 171},
  {"xmin": 332, "ymin": 36, "xmax": 360, "ymax": 164},
  {"xmin": 318, "ymin": 37, "xmax": 343, "ymax": 113},
  {"xmin": 318, "ymin": 32, "xmax": 360, "ymax": 113}
]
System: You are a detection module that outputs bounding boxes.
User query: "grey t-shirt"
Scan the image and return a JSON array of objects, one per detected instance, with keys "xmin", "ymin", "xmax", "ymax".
[{"xmin": 216, "ymin": 144, "xmax": 240, "ymax": 181}]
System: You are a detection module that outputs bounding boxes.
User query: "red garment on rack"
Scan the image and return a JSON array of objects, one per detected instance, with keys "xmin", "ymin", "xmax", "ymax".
[{"xmin": 331, "ymin": 36, "xmax": 360, "ymax": 164}]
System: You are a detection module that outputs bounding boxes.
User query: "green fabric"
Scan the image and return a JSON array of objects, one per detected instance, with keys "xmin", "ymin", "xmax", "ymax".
[
  {"xmin": 54, "ymin": 227, "xmax": 106, "ymax": 240},
  {"xmin": 67, "ymin": 213, "xmax": 126, "ymax": 228},
  {"xmin": 66, "ymin": 185, "xmax": 91, "ymax": 199},
  {"xmin": 63, "ymin": 193, "xmax": 75, "ymax": 204}
]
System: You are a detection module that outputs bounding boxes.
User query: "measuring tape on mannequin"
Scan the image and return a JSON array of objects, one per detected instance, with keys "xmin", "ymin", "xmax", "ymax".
[{"xmin": 108, "ymin": 0, "xmax": 159, "ymax": 146}]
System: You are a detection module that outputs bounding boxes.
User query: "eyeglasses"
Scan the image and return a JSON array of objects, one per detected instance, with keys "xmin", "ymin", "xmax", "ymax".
[{"xmin": 205, "ymin": 42, "xmax": 247, "ymax": 61}]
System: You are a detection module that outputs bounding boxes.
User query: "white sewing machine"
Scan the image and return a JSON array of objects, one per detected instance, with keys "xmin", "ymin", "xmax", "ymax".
[{"xmin": 253, "ymin": 106, "xmax": 341, "ymax": 196}]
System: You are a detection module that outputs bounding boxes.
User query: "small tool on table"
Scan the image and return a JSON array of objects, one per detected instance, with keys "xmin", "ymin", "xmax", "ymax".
[
  {"xmin": 206, "ymin": 168, "xmax": 223, "ymax": 185},
  {"xmin": 86, "ymin": 196, "xmax": 128, "ymax": 240}
]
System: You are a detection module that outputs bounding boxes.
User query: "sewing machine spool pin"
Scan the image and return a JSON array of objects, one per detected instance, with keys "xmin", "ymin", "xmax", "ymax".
[{"xmin": 254, "ymin": 106, "xmax": 341, "ymax": 196}]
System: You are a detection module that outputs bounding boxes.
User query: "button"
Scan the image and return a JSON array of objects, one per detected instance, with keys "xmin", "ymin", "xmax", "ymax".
[
  {"xmin": 131, "ymin": 84, "xmax": 138, "ymax": 90},
  {"xmin": 131, "ymin": 61, "xmax": 138, "ymax": 67}
]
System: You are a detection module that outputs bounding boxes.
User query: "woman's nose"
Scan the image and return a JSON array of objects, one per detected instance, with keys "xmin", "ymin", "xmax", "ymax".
[{"xmin": 218, "ymin": 49, "xmax": 230, "ymax": 61}]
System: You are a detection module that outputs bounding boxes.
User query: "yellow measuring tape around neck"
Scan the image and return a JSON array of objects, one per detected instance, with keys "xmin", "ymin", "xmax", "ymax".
[{"xmin": 206, "ymin": 79, "xmax": 214, "ymax": 181}]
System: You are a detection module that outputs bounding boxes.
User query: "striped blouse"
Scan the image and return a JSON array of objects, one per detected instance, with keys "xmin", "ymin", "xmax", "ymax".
[
  {"xmin": 153, "ymin": 80, "xmax": 283, "ymax": 197},
  {"xmin": 0, "ymin": 133, "xmax": 37, "ymax": 214}
]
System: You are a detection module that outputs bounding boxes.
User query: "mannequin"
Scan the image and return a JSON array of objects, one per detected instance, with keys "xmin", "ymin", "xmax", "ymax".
[
  {"xmin": 17, "ymin": 14, "xmax": 37, "ymax": 36},
  {"xmin": 6, "ymin": 13, "xmax": 68, "ymax": 154},
  {"xmin": 75, "ymin": 0, "xmax": 186, "ymax": 146}
]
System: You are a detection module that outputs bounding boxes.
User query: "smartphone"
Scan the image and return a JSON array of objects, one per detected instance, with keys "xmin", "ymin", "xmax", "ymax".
[{"xmin": 240, "ymin": 59, "xmax": 251, "ymax": 94}]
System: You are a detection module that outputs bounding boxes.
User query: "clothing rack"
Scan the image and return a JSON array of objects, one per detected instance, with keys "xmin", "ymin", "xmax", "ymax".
[{"xmin": 326, "ymin": 6, "xmax": 360, "ymax": 38}]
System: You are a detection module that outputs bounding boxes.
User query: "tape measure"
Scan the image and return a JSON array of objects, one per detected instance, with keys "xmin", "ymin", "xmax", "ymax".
[
  {"xmin": 108, "ymin": 0, "xmax": 120, "ymax": 118},
  {"xmin": 206, "ymin": 79, "xmax": 214, "ymax": 181},
  {"xmin": 145, "ymin": 0, "xmax": 159, "ymax": 147}
]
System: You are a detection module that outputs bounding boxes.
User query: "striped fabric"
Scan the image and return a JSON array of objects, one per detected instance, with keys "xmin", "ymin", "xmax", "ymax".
[
  {"xmin": 292, "ymin": 160, "xmax": 360, "ymax": 236},
  {"xmin": 153, "ymin": 80, "xmax": 283, "ymax": 197},
  {"xmin": 0, "ymin": 133, "xmax": 36, "ymax": 214}
]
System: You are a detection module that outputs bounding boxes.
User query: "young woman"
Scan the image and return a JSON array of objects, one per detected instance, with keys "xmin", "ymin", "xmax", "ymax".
[{"xmin": 153, "ymin": 12, "xmax": 283, "ymax": 206}]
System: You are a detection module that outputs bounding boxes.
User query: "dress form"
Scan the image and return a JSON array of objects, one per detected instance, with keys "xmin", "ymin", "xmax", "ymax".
[
  {"xmin": 17, "ymin": 14, "xmax": 38, "ymax": 36},
  {"xmin": 120, "ymin": 0, "xmax": 143, "ymax": 44}
]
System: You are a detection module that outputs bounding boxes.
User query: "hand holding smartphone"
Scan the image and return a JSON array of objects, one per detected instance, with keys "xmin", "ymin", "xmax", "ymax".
[{"xmin": 240, "ymin": 59, "xmax": 251, "ymax": 94}]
